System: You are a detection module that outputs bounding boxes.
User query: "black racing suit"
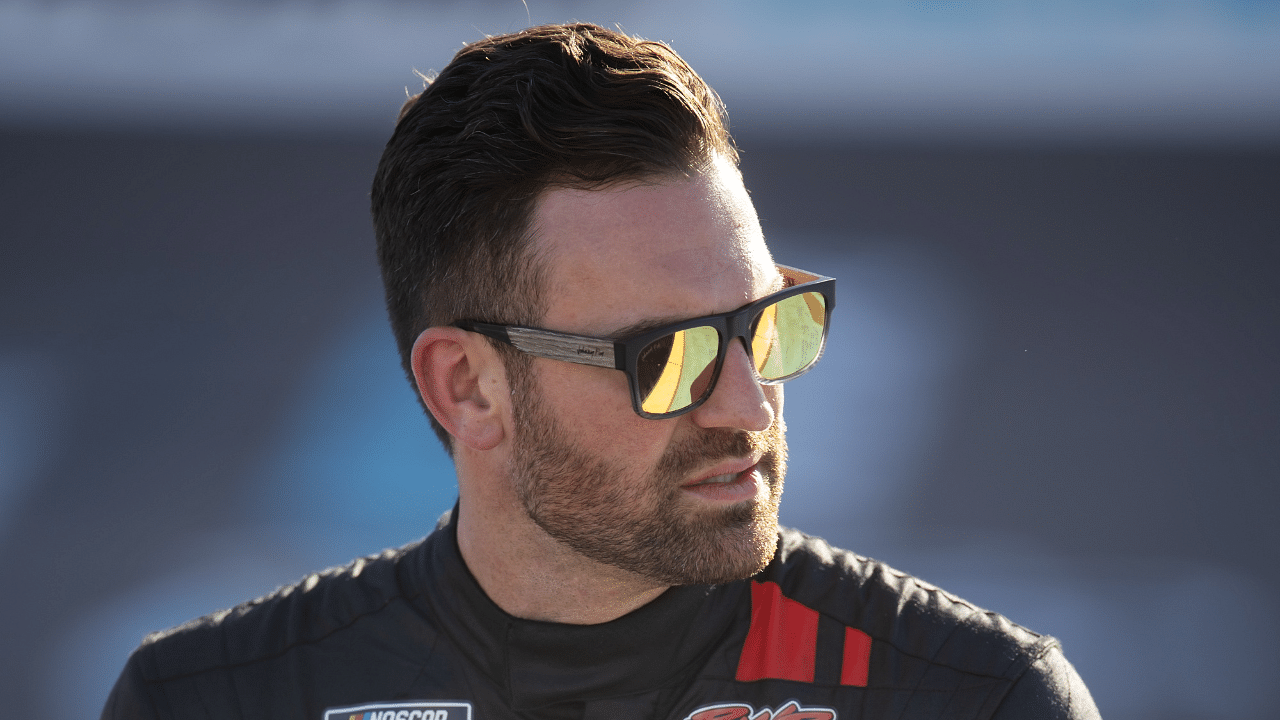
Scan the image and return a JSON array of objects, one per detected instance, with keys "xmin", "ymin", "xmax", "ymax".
[{"xmin": 102, "ymin": 510, "xmax": 1100, "ymax": 719}]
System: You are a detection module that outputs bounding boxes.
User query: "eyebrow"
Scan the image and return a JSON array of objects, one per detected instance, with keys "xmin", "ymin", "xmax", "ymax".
[
  {"xmin": 605, "ymin": 315, "xmax": 690, "ymax": 339},
  {"xmin": 602, "ymin": 273, "xmax": 789, "ymax": 339}
]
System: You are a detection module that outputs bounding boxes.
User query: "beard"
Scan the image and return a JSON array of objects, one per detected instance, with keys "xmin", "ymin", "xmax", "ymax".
[{"xmin": 506, "ymin": 362, "xmax": 787, "ymax": 586}]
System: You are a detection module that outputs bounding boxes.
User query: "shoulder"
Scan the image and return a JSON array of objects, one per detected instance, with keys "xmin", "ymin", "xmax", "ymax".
[
  {"xmin": 141, "ymin": 543, "xmax": 417, "ymax": 676},
  {"xmin": 746, "ymin": 528, "xmax": 1099, "ymax": 718},
  {"xmin": 766, "ymin": 527, "xmax": 1052, "ymax": 671},
  {"xmin": 103, "ymin": 538, "xmax": 431, "ymax": 716}
]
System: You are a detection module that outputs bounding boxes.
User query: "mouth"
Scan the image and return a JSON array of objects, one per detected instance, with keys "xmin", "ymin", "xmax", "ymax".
[{"xmin": 680, "ymin": 457, "xmax": 762, "ymax": 504}]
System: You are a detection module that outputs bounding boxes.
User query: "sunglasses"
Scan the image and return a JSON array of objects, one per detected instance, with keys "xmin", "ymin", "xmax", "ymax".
[{"xmin": 455, "ymin": 264, "xmax": 835, "ymax": 419}]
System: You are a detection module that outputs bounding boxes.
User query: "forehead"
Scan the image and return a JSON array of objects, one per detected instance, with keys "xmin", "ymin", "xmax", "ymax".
[{"xmin": 531, "ymin": 156, "xmax": 778, "ymax": 334}]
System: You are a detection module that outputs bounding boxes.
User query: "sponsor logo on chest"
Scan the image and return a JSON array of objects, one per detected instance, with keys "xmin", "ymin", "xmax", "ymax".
[
  {"xmin": 323, "ymin": 702, "xmax": 472, "ymax": 720},
  {"xmin": 684, "ymin": 700, "xmax": 837, "ymax": 720}
]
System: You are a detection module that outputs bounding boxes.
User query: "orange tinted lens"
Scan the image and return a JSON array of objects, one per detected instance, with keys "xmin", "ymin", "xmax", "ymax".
[
  {"xmin": 752, "ymin": 291, "xmax": 826, "ymax": 380},
  {"xmin": 637, "ymin": 326, "xmax": 720, "ymax": 415}
]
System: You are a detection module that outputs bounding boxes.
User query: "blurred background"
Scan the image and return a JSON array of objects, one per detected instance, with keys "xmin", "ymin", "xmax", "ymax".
[{"xmin": 1, "ymin": 1, "xmax": 1278, "ymax": 718}]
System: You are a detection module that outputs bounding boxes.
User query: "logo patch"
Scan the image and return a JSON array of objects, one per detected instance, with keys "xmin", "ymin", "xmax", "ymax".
[
  {"xmin": 684, "ymin": 700, "xmax": 837, "ymax": 720},
  {"xmin": 323, "ymin": 701, "xmax": 472, "ymax": 720}
]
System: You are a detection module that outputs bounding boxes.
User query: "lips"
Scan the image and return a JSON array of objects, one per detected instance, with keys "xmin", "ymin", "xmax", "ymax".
[
  {"xmin": 682, "ymin": 456, "xmax": 761, "ymax": 488},
  {"xmin": 693, "ymin": 472, "xmax": 742, "ymax": 485},
  {"xmin": 679, "ymin": 461, "xmax": 761, "ymax": 505}
]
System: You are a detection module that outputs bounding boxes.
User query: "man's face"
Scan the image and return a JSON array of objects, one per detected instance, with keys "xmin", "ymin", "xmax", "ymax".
[{"xmin": 507, "ymin": 156, "xmax": 788, "ymax": 585}]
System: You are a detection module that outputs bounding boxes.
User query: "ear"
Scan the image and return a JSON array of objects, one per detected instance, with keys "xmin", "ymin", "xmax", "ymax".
[{"xmin": 411, "ymin": 326, "xmax": 508, "ymax": 452}]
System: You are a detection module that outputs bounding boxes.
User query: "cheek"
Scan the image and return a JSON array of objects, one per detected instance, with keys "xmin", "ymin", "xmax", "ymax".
[
  {"xmin": 535, "ymin": 361, "xmax": 678, "ymax": 464},
  {"xmin": 536, "ymin": 360, "xmax": 628, "ymax": 416}
]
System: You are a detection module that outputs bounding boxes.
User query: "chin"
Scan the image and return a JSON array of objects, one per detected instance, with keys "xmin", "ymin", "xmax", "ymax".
[{"xmin": 645, "ymin": 495, "xmax": 782, "ymax": 587}]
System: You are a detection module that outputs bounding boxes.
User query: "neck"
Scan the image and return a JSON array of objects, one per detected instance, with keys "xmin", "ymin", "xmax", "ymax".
[{"xmin": 454, "ymin": 478, "xmax": 668, "ymax": 625}]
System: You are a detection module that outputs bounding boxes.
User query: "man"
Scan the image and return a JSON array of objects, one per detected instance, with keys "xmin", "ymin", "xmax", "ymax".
[{"xmin": 103, "ymin": 23, "xmax": 1099, "ymax": 720}]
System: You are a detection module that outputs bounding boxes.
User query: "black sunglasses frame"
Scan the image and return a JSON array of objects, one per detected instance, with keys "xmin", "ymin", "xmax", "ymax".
[{"xmin": 454, "ymin": 264, "xmax": 836, "ymax": 419}]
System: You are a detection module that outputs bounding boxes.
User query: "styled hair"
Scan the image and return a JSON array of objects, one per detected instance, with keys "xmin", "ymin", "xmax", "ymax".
[{"xmin": 371, "ymin": 23, "xmax": 737, "ymax": 450}]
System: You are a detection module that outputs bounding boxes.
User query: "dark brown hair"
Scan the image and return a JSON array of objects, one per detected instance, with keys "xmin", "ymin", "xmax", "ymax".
[{"xmin": 371, "ymin": 23, "xmax": 737, "ymax": 450}]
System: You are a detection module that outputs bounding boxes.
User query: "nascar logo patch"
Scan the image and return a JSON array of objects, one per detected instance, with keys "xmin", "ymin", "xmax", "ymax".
[
  {"xmin": 684, "ymin": 700, "xmax": 837, "ymax": 719},
  {"xmin": 323, "ymin": 701, "xmax": 472, "ymax": 720}
]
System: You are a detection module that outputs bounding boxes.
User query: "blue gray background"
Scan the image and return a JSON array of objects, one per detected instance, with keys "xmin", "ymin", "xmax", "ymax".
[{"xmin": 1, "ymin": 2, "xmax": 1277, "ymax": 718}]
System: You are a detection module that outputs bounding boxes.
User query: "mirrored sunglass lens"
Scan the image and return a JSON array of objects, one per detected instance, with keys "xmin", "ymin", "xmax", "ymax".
[
  {"xmin": 637, "ymin": 325, "xmax": 720, "ymax": 415},
  {"xmin": 752, "ymin": 291, "xmax": 826, "ymax": 380}
]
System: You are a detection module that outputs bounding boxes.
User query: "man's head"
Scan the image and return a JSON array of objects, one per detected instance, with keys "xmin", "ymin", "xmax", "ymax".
[
  {"xmin": 372, "ymin": 23, "xmax": 737, "ymax": 450},
  {"xmin": 372, "ymin": 24, "xmax": 825, "ymax": 588}
]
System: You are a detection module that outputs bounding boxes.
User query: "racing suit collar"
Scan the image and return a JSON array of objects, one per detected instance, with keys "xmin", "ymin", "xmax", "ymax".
[{"xmin": 408, "ymin": 505, "xmax": 749, "ymax": 712}]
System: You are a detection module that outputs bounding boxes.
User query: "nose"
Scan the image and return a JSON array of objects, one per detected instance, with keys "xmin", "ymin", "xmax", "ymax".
[{"xmin": 689, "ymin": 338, "xmax": 776, "ymax": 431}]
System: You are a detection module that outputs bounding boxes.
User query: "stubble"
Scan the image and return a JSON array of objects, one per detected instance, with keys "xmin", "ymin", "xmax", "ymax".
[{"xmin": 507, "ymin": 362, "xmax": 787, "ymax": 586}]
